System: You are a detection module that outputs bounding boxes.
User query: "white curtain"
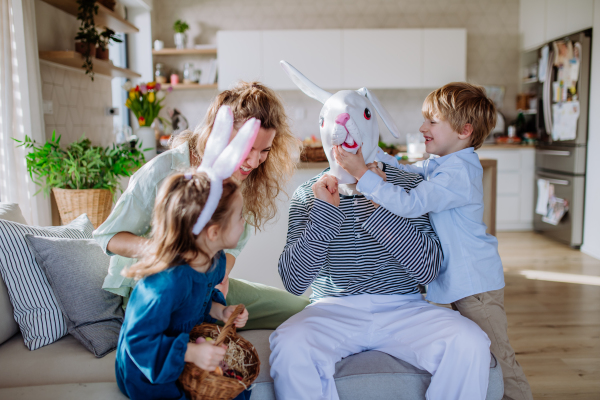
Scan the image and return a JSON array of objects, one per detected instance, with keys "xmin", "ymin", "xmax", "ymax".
[{"xmin": 0, "ymin": 0, "xmax": 50, "ymax": 226}]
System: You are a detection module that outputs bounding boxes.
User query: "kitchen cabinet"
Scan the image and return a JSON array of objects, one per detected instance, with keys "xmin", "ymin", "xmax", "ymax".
[
  {"xmin": 262, "ymin": 30, "xmax": 343, "ymax": 90},
  {"xmin": 520, "ymin": 0, "xmax": 593, "ymax": 51},
  {"xmin": 217, "ymin": 29, "xmax": 466, "ymax": 90},
  {"xmin": 477, "ymin": 147, "xmax": 535, "ymax": 231},
  {"xmin": 342, "ymin": 30, "xmax": 423, "ymax": 88},
  {"xmin": 422, "ymin": 29, "xmax": 467, "ymax": 87}
]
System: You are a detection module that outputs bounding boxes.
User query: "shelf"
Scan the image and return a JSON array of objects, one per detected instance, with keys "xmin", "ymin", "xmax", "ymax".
[
  {"xmin": 163, "ymin": 83, "xmax": 218, "ymax": 90},
  {"xmin": 39, "ymin": 51, "xmax": 141, "ymax": 79},
  {"xmin": 152, "ymin": 48, "xmax": 218, "ymax": 56},
  {"xmin": 522, "ymin": 78, "xmax": 539, "ymax": 84},
  {"xmin": 40, "ymin": 0, "xmax": 139, "ymax": 33}
]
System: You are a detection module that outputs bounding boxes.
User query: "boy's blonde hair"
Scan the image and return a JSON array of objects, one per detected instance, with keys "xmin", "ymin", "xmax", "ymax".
[
  {"xmin": 123, "ymin": 171, "xmax": 240, "ymax": 280},
  {"xmin": 422, "ymin": 82, "xmax": 497, "ymax": 150}
]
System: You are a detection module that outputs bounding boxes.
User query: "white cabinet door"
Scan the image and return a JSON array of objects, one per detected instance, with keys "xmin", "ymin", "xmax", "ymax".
[
  {"xmin": 262, "ymin": 30, "xmax": 342, "ymax": 90},
  {"xmin": 566, "ymin": 0, "xmax": 594, "ymax": 36},
  {"xmin": 422, "ymin": 29, "xmax": 466, "ymax": 87},
  {"xmin": 545, "ymin": 0, "xmax": 593, "ymax": 41},
  {"xmin": 217, "ymin": 31, "xmax": 262, "ymax": 90},
  {"xmin": 520, "ymin": 0, "xmax": 546, "ymax": 50},
  {"xmin": 342, "ymin": 29, "xmax": 422, "ymax": 89}
]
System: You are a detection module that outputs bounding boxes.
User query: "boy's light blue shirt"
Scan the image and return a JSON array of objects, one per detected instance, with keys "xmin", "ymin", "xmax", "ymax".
[{"xmin": 357, "ymin": 147, "xmax": 504, "ymax": 304}]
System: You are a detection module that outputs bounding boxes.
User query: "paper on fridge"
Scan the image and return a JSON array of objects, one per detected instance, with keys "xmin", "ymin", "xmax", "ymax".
[
  {"xmin": 536, "ymin": 179, "xmax": 551, "ymax": 215},
  {"xmin": 552, "ymin": 101, "xmax": 580, "ymax": 141},
  {"xmin": 538, "ymin": 45, "xmax": 549, "ymax": 82}
]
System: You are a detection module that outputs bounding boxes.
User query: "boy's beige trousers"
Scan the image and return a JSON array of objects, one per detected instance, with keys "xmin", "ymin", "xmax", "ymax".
[{"xmin": 452, "ymin": 288, "xmax": 534, "ymax": 400}]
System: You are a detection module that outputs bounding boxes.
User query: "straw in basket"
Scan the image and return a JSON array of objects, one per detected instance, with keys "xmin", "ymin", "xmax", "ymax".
[{"xmin": 178, "ymin": 305, "xmax": 260, "ymax": 400}]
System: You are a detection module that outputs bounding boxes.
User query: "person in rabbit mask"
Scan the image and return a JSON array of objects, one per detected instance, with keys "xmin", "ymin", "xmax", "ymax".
[
  {"xmin": 94, "ymin": 82, "xmax": 309, "ymax": 330},
  {"xmin": 269, "ymin": 62, "xmax": 492, "ymax": 400}
]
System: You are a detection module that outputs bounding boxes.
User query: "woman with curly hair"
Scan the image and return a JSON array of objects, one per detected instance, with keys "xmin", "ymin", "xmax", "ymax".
[{"xmin": 94, "ymin": 82, "xmax": 309, "ymax": 329}]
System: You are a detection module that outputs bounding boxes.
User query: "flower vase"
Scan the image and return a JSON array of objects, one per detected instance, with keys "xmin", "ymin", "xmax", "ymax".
[
  {"xmin": 136, "ymin": 126, "xmax": 157, "ymax": 161},
  {"xmin": 174, "ymin": 32, "xmax": 187, "ymax": 49}
]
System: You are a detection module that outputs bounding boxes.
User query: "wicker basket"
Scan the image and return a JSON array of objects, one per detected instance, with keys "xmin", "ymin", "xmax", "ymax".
[
  {"xmin": 179, "ymin": 305, "xmax": 260, "ymax": 400},
  {"xmin": 52, "ymin": 188, "xmax": 113, "ymax": 229},
  {"xmin": 300, "ymin": 146, "xmax": 328, "ymax": 162}
]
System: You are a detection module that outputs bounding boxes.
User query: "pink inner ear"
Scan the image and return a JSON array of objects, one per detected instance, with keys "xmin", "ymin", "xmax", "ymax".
[{"xmin": 233, "ymin": 120, "xmax": 261, "ymax": 171}]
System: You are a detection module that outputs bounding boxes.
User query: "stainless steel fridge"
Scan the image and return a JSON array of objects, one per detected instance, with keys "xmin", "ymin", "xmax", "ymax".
[{"xmin": 534, "ymin": 30, "xmax": 590, "ymax": 248}]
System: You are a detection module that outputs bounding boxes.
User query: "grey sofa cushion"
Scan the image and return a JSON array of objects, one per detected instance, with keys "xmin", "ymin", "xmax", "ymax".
[
  {"xmin": 0, "ymin": 383, "xmax": 128, "ymax": 400},
  {"xmin": 0, "ymin": 214, "xmax": 94, "ymax": 350},
  {"xmin": 0, "ymin": 203, "xmax": 27, "ymax": 345},
  {"xmin": 238, "ymin": 330, "xmax": 504, "ymax": 400},
  {"xmin": 24, "ymin": 236, "xmax": 124, "ymax": 358}
]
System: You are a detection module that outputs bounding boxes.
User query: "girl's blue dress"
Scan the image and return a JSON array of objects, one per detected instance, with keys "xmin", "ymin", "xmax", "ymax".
[{"xmin": 115, "ymin": 251, "xmax": 250, "ymax": 400}]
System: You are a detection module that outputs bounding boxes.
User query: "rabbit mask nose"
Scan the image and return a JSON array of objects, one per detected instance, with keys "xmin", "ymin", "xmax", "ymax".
[
  {"xmin": 335, "ymin": 113, "xmax": 350, "ymax": 127},
  {"xmin": 332, "ymin": 112, "xmax": 360, "ymax": 153}
]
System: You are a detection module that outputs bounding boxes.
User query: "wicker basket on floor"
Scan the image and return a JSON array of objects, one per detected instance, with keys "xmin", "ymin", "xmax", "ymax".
[
  {"xmin": 52, "ymin": 188, "xmax": 113, "ymax": 229},
  {"xmin": 300, "ymin": 145, "xmax": 328, "ymax": 162},
  {"xmin": 178, "ymin": 305, "xmax": 260, "ymax": 400}
]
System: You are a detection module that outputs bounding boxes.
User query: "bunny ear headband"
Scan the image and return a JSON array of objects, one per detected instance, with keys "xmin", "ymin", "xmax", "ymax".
[{"xmin": 191, "ymin": 105, "xmax": 261, "ymax": 235}]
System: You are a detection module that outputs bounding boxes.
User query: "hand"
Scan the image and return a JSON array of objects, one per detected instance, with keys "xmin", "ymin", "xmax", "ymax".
[
  {"xmin": 312, "ymin": 174, "xmax": 340, "ymax": 207},
  {"xmin": 222, "ymin": 305, "xmax": 249, "ymax": 328},
  {"xmin": 185, "ymin": 342, "xmax": 227, "ymax": 371},
  {"xmin": 333, "ymin": 146, "xmax": 368, "ymax": 180},
  {"xmin": 366, "ymin": 162, "xmax": 387, "ymax": 182}
]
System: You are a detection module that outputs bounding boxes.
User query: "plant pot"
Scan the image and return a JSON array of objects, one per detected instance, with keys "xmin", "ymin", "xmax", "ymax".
[
  {"xmin": 52, "ymin": 188, "xmax": 113, "ymax": 229},
  {"xmin": 75, "ymin": 41, "xmax": 96, "ymax": 58},
  {"xmin": 174, "ymin": 32, "xmax": 187, "ymax": 49},
  {"xmin": 96, "ymin": 47, "xmax": 109, "ymax": 60},
  {"xmin": 136, "ymin": 126, "xmax": 157, "ymax": 161}
]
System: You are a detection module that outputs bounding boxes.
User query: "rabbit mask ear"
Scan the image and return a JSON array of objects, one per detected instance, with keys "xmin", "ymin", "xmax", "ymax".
[
  {"xmin": 356, "ymin": 88, "xmax": 400, "ymax": 138},
  {"xmin": 280, "ymin": 60, "xmax": 332, "ymax": 104},
  {"xmin": 198, "ymin": 105, "xmax": 234, "ymax": 174}
]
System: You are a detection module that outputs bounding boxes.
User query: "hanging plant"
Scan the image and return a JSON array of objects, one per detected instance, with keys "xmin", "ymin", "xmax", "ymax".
[
  {"xmin": 97, "ymin": 29, "xmax": 123, "ymax": 60},
  {"xmin": 75, "ymin": 0, "xmax": 100, "ymax": 80}
]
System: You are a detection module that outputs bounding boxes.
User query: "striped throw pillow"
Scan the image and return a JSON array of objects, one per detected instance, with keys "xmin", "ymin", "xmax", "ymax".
[{"xmin": 0, "ymin": 214, "xmax": 94, "ymax": 350}]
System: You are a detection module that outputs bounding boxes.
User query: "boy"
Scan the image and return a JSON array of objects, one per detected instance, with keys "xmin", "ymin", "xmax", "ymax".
[{"xmin": 334, "ymin": 82, "xmax": 533, "ymax": 400}]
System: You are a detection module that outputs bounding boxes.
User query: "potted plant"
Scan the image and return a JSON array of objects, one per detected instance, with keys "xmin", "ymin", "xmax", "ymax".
[
  {"xmin": 96, "ymin": 29, "xmax": 123, "ymax": 60},
  {"xmin": 75, "ymin": 0, "xmax": 100, "ymax": 80},
  {"xmin": 13, "ymin": 131, "xmax": 146, "ymax": 228},
  {"xmin": 173, "ymin": 19, "xmax": 189, "ymax": 49},
  {"xmin": 123, "ymin": 81, "xmax": 172, "ymax": 161}
]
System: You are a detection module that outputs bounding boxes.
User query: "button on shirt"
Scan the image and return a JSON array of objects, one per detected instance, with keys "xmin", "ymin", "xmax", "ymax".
[{"xmin": 359, "ymin": 147, "xmax": 505, "ymax": 304}]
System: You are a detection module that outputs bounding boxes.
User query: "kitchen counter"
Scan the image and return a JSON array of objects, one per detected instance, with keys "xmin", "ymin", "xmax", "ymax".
[{"xmin": 480, "ymin": 143, "xmax": 536, "ymax": 150}]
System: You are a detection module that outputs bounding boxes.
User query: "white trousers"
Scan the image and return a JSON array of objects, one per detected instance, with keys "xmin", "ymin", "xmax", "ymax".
[{"xmin": 269, "ymin": 294, "xmax": 491, "ymax": 400}]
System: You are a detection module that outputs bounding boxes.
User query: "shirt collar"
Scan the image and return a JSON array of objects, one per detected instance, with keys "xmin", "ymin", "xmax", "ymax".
[
  {"xmin": 171, "ymin": 141, "xmax": 191, "ymax": 171},
  {"xmin": 425, "ymin": 147, "xmax": 474, "ymax": 179}
]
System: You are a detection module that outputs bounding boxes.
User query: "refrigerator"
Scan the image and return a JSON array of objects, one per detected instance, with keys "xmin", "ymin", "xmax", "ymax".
[{"xmin": 534, "ymin": 30, "xmax": 590, "ymax": 248}]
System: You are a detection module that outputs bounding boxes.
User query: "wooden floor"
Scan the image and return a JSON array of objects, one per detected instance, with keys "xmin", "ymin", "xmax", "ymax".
[{"xmin": 498, "ymin": 232, "xmax": 600, "ymax": 399}]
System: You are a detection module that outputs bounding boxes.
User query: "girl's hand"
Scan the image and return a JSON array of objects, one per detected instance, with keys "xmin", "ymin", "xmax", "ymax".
[
  {"xmin": 312, "ymin": 174, "xmax": 340, "ymax": 207},
  {"xmin": 333, "ymin": 146, "xmax": 368, "ymax": 180},
  {"xmin": 222, "ymin": 305, "xmax": 249, "ymax": 328},
  {"xmin": 184, "ymin": 342, "xmax": 227, "ymax": 371}
]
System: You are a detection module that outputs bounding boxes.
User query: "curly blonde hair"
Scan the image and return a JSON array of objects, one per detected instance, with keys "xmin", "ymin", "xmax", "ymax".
[{"xmin": 172, "ymin": 81, "xmax": 301, "ymax": 230}]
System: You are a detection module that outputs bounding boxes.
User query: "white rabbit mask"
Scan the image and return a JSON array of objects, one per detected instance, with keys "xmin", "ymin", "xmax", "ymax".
[
  {"xmin": 192, "ymin": 105, "xmax": 260, "ymax": 235},
  {"xmin": 280, "ymin": 60, "xmax": 400, "ymax": 184}
]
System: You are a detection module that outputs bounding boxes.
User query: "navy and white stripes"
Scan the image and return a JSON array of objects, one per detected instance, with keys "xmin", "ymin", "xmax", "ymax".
[{"xmin": 279, "ymin": 165, "xmax": 442, "ymax": 299}]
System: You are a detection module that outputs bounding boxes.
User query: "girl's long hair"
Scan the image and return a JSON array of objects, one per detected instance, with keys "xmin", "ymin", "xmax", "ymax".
[
  {"xmin": 123, "ymin": 171, "xmax": 240, "ymax": 280},
  {"xmin": 172, "ymin": 81, "xmax": 301, "ymax": 230}
]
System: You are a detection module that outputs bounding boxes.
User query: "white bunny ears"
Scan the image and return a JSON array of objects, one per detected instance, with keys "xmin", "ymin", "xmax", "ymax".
[
  {"xmin": 192, "ymin": 105, "xmax": 260, "ymax": 235},
  {"xmin": 279, "ymin": 60, "xmax": 400, "ymax": 139}
]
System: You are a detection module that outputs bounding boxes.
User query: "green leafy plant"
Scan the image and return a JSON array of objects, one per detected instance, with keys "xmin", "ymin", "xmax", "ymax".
[
  {"xmin": 173, "ymin": 19, "xmax": 189, "ymax": 33},
  {"xmin": 13, "ymin": 131, "xmax": 146, "ymax": 196},
  {"xmin": 75, "ymin": 0, "xmax": 100, "ymax": 80},
  {"xmin": 98, "ymin": 28, "xmax": 123, "ymax": 51}
]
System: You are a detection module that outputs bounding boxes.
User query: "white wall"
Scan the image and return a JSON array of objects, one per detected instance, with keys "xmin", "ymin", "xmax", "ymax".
[{"xmin": 581, "ymin": 1, "xmax": 600, "ymax": 260}]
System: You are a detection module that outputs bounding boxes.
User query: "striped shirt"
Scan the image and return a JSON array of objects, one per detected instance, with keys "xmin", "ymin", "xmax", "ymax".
[{"xmin": 279, "ymin": 164, "xmax": 442, "ymax": 300}]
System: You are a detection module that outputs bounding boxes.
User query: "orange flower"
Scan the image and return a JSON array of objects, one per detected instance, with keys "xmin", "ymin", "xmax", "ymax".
[{"xmin": 138, "ymin": 116, "xmax": 146, "ymax": 125}]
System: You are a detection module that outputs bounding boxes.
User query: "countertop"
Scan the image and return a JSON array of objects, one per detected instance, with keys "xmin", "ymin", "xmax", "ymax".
[{"xmin": 298, "ymin": 159, "xmax": 497, "ymax": 169}]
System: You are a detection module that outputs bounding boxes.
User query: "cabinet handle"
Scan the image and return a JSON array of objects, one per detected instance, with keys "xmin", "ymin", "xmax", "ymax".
[
  {"xmin": 538, "ymin": 175, "xmax": 570, "ymax": 186},
  {"xmin": 538, "ymin": 150, "xmax": 571, "ymax": 156}
]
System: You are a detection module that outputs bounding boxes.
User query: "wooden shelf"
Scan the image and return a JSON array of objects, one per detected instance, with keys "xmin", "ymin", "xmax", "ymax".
[
  {"xmin": 164, "ymin": 83, "xmax": 218, "ymax": 90},
  {"xmin": 39, "ymin": 51, "xmax": 141, "ymax": 79},
  {"xmin": 152, "ymin": 48, "xmax": 217, "ymax": 56},
  {"xmin": 40, "ymin": 0, "xmax": 139, "ymax": 33},
  {"xmin": 522, "ymin": 78, "xmax": 539, "ymax": 84}
]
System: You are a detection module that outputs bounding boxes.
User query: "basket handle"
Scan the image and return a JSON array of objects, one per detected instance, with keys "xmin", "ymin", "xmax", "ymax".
[{"xmin": 214, "ymin": 304, "xmax": 245, "ymax": 347}]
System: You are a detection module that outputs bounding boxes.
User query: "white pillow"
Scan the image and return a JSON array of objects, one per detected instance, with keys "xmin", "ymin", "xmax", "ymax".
[
  {"xmin": 0, "ymin": 214, "xmax": 94, "ymax": 350},
  {"xmin": 0, "ymin": 202, "xmax": 27, "ymax": 225}
]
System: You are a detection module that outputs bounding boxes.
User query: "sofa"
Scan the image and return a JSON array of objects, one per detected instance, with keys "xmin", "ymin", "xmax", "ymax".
[{"xmin": 0, "ymin": 203, "xmax": 504, "ymax": 400}]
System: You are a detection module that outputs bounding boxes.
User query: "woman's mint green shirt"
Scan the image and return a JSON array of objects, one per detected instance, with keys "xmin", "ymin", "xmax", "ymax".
[{"xmin": 93, "ymin": 141, "xmax": 252, "ymax": 298}]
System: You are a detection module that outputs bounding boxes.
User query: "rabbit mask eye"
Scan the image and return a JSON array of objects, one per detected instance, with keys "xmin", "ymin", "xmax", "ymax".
[
  {"xmin": 364, "ymin": 108, "xmax": 372, "ymax": 120},
  {"xmin": 319, "ymin": 116, "xmax": 324, "ymax": 128}
]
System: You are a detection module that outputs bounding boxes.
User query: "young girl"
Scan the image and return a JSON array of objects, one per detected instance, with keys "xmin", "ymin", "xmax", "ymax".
[{"xmin": 115, "ymin": 171, "xmax": 250, "ymax": 400}]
